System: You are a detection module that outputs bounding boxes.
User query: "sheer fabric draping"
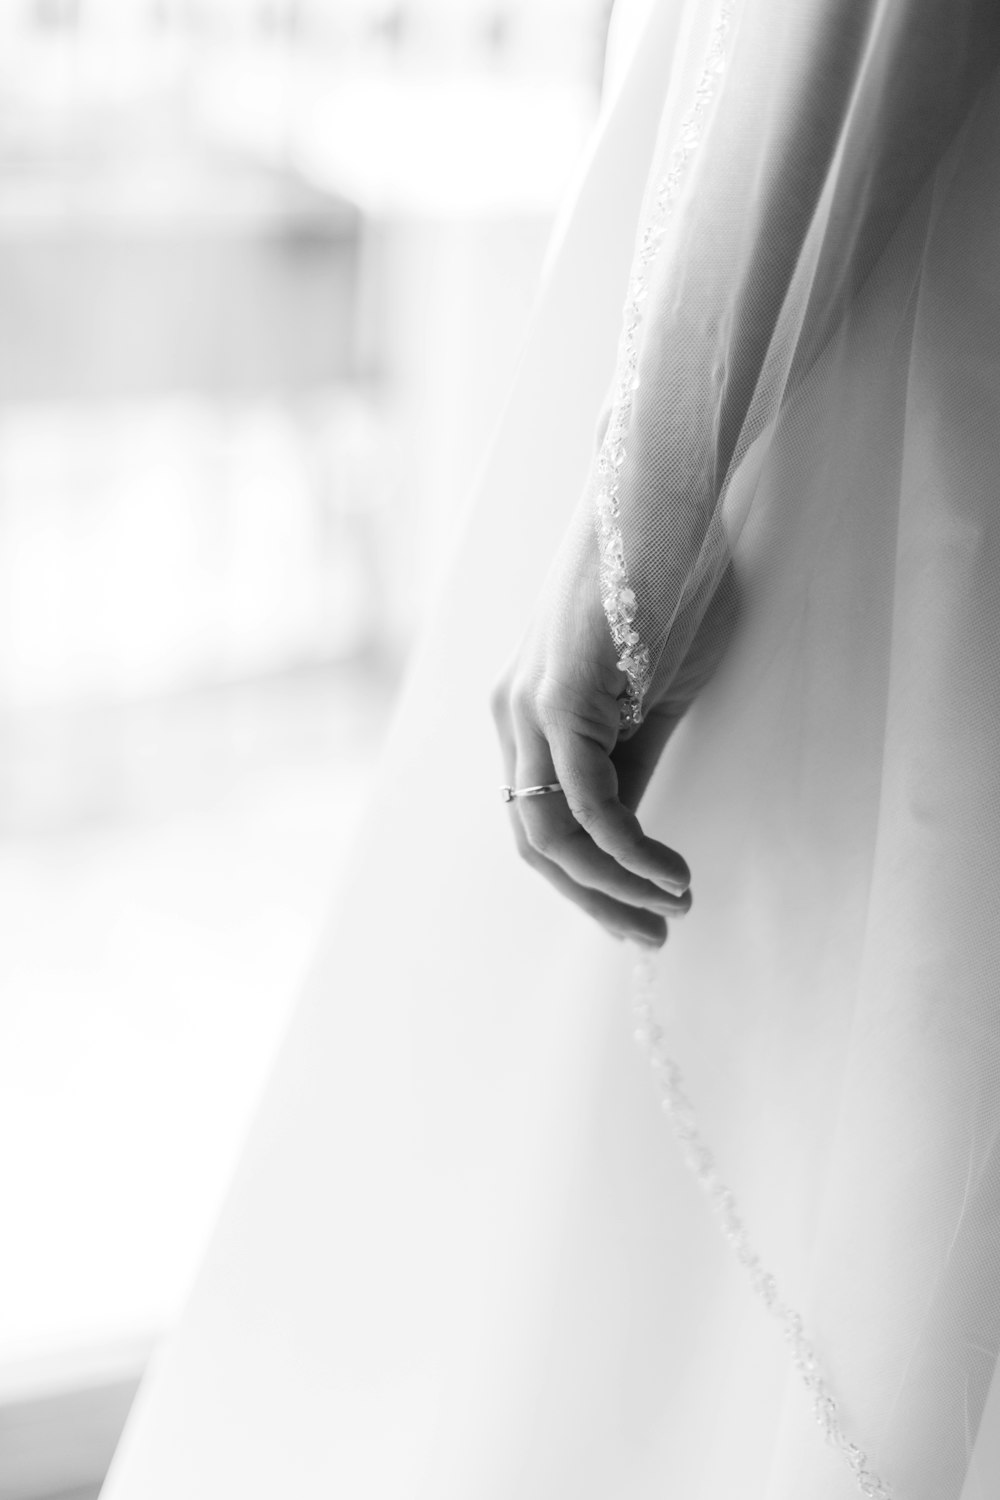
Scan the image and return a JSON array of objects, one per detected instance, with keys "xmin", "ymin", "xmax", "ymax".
[
  {"xmin": 103, "ymin": 2, "xmax": 1000, "ymax": 1497},
  {"xmin": 594, "ymin": 0, "xmax": 1000, "ymax": 725}
]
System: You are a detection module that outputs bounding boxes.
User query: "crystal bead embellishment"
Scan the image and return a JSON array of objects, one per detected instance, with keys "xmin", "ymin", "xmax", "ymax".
[
  {"xmin": 631, "ymin": 953, "xmax": 894, "ymax": 1500},
  {"xmin": 595, "ymin": 0, "xmax": 736, "ymax": 727},
  {"xmin": 603, "ymin": 0, "xmax": 898, "ymax": 1490}
]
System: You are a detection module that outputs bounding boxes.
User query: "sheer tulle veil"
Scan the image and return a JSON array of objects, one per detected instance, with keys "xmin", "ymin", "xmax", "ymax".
[{"xmin": 103, "ymin": 2, "xmax": 1000, "ymax": 1497}]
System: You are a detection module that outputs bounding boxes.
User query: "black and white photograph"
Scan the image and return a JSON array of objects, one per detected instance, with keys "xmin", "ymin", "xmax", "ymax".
[{"xmin": 1, "ymin": 2, "xmax": 999, "ymax": 1498}]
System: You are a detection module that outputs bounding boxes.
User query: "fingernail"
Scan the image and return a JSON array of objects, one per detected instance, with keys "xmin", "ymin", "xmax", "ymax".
[
  {"xmin": 655, "ymin": 851, "xmax": 688, "ymax": 883},
  {"xmin": 652, "ymin": 887, "xmax": 691, "ymax": 908}
]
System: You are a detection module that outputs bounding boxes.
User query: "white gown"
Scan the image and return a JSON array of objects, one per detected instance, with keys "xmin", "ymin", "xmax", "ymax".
[{"xmin": 103, "ymin": 2, "xmax": 1000, "ymax": 1497}]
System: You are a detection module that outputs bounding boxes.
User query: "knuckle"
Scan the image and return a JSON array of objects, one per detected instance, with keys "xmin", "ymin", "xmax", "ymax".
[
  {"xmin": 533, "ymin": 677, "xmax": 565, "ymax": 729},
  {"xmin": 509, "ymin": 822, "xmax": 536, "ymax": 861},
  {"xmin": 574, "ymin": 793, "xmax": 616, "ymax": 838},
  {"xmin": 508, "ymin": 675, "xmax": 538, "ymax": 727},
  {"xmin": 490, "ymin": 670, "xmax": 520, "ymax": 730},
  {"xmin": 489, "ymin": 679, "xmax": 508, "ymax": 727},
  {"xmin": 523, "ymin": 821, "xmax": 557, "ymax": 859}
]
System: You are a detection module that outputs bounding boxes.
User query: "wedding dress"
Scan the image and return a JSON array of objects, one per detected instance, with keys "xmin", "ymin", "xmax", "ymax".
[{"xmin": 103, "ymin": 1, "xmax": 1000, "ymax": 1497}]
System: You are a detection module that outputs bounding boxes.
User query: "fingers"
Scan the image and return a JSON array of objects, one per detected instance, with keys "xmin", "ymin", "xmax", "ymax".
[
  {"xmin": 492, "ymin": 672, "xmax": 690, "ymax": 945},
  {"xmin": 515, "ymin": 725, "xmax": 689, "ymax": 915},
  {"xmin": 506, "ymin": 805, "xmax": 670, "ymax": 946},
  {"xmin": 546, "ymin": 721, "xmax": 690, "ymax": 894}
]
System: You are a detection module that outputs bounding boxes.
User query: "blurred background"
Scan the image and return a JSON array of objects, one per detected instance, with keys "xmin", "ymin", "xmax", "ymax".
[{"xmin": 0, "ymin": 1, "xmax": 620, "ymax": 1495}]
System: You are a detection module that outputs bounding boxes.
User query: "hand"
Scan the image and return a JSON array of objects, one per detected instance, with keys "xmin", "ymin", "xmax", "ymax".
[{"xmin": 492, "ymin": 513, "xmax": 696, "ymax": 947}]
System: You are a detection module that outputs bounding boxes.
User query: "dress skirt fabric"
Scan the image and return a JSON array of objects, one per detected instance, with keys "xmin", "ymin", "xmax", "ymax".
[{"xmin": 103, "ymin": 2, "xmax": 1000, "ymax": 1496}]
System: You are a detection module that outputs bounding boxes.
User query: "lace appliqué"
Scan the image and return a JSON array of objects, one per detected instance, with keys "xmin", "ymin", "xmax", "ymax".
[
  {"xmin": 596, "ymin": 0, "xmax": 737, "ymax": 728},
  {"xmin": 631, "ymin": 953, "xmax": 894, "ymax": 1499}
]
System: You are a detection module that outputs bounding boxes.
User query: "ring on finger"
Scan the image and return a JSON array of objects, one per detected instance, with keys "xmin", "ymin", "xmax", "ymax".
[{"xmin": 499, "ymin": 782, "xmax": 563, "ymax": 802}]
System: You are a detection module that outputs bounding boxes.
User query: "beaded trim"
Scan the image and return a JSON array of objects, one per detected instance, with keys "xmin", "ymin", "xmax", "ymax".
[
  {"xmin": 596, "ymin": 0, "xmax": 737, "ymax": 727},
  {"xmin": 631, "ymin": 953, "xmax": 893, "ymax": 1499},
  {"xmin": 607, "ymin": 4, "xmax": 892, "ymax": 1492}
]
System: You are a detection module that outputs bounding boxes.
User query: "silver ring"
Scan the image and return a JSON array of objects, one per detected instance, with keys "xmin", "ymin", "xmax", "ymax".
[{"xmin": 500, "ymin": 782, "xmax": 563, "ymax": 803}]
